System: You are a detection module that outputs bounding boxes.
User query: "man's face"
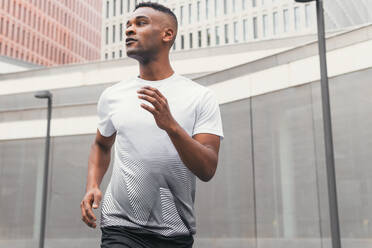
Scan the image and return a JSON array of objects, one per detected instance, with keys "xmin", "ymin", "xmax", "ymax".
[{"xmin": 125, "ymin": 7, "xmax": 164, "ymax": 61}]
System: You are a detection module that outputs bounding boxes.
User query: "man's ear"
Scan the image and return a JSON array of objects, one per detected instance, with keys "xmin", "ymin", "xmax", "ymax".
[{"xmin": 162, "ymin": 28, "xmax": 175, "ymax": 44}]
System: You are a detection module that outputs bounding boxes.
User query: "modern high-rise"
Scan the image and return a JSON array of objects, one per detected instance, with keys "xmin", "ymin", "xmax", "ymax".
[
  {"xmin": 0, "ymin": 0, "xmax": 102, "ymax": 66},
  {"xmin": 102, "ymin": 0, "xmax": 372, "ymax": 61}
]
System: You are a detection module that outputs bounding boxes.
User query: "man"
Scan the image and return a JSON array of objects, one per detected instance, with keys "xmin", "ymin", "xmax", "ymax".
[{"xmin": 80, "ymin": 2, "xmax": 224, "ymax": 248}]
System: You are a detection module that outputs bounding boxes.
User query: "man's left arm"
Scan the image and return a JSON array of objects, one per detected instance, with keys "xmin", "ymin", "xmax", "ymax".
[
  {"xmin": 137, "ymin": 86, "xmax": 222, "ymax": 182},
  {"xmin": 167, "ymin": 124, "xmax": 220, "ymax": 182}
]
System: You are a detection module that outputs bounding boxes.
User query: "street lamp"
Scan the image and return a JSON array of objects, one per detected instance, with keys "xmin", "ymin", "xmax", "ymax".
[
  {"xmin": 34, "ymin": 90, "xmax": 53, "ymax": 248},
  {"xmin": 294, "ymin": 0, "xmax": 341, "ymax": 248}
]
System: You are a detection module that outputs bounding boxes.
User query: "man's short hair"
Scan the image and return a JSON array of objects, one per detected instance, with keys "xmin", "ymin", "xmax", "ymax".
[{"xmin": 134, "ymin": 2, "xmax": 178, "ymax": 47}]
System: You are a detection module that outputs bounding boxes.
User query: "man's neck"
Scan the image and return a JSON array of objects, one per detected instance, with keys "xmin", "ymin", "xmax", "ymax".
[{"xmin": 138, "ymin": 56, "xmax": 174, "ymax": 81}]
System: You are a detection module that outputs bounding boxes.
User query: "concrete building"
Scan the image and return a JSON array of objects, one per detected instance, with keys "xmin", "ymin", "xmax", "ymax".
[
  {"xmin": 1, "ymin": 24, "xmax": 372, "ymax": 247},
  {"xmin": 0, "ymin": 0, "xmax": 102, "ymax": 66},
  {"xmin": 101, "ymin": 0, "xmax": 372, "ymax": 60}
]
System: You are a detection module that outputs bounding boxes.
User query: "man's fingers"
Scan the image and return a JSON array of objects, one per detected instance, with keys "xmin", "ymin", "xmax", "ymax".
[
  {"xmin": 138, "ymin": 95, "xmax": 161, "ymax": 109},
  {"xmin": 140, "ymin": 103, "xmax": 156, "ymax": 115},
  {"xmin": 81, "ymin": 190, "xmax": 101, "ymax": 228},
  {"xmin": 81, "ymin": 202, "xmax": 95, "ymax": 227},
  {"xmin": 152, "ymin": 87, "xmax": 166, "ymax": 100},
  {"xmin": 84, "ymin": 201, "xmax": 96, "ymax": 221}
]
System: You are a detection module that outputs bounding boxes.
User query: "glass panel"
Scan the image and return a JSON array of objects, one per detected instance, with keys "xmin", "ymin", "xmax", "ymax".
[
  {"xmin": 195, "ymin": 99, "xmax": 255, "ymax": 247},
  {"xmin": 0, "ymin": 138, "xmax": 45, "ymax": 248},
  {"xmin": 45, "ymin": 135, "xmax": 113, "ymax": 246},
  {"xmin": 328, "ymin": 67, "xmax": 372, "ymax": 248},
  {"xmin": 252, "ymin": 85, "xmax": 325, "ymax": 248}
]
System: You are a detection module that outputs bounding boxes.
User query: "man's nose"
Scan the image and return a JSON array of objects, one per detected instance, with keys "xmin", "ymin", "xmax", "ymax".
[{"xmin": 125, "ymin": 25, "xmax": 135, "ymax": 36}]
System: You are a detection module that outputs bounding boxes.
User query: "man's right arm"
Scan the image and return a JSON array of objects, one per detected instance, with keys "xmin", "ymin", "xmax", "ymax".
[{"xmin": 80, "ymin": 129, "xmax": 116, "ymax": 228}]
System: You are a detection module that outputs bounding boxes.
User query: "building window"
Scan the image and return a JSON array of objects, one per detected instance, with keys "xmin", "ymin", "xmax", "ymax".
[
  {"xmin": 253, "ymin": 16, "xmax": 258, "ymax": 39},
  {"xmin": 112, "ymin": 25, "xmax": 115, "ymax": 43},
  {"xmin": 188, "ymin": 3, "xmax": 192, "ymax": 24},
  {"xmin": 294, "ymin": 7, "xmax": 300, "ymax": 30},
  {"xmin": 127, "ymin": 0, "xmax": 130, "ymax": 12},
  {"xmin": 120, "ymin": 23, "xmax": 123, "ymax": 41},
  {"xmin": 119, "ymin": 49, "xmax": 122, "ymax": 57},
  {"xmin": 261, "ymin": 0, "xmax": 265, "ymax": 5},
  {"xmin": 224, "ymin": 23, "xmax": 229, "ymax": 44},
  {"xmin": 283, "ymin": 9, "xmax": 289, "ymax": 32},
  {"xmin": 198, "ymin": 30, "xmax": 202, "ymax": 47},
  {"xmin": 242, "ymin": 0, "xmax": 246, "ymax": 10},
  {"xmin": 252, "ymin": 0, "xmax": 256, "ymax": 7},
  {"xmin": 243, "ymin": 19, "xmax": 247, "ymax": 41},
  {"xmin": 233, "ymin": 21, "xmax": 238, "ymax": 42},
  {"xmin": 273, "ymin": 11, "xmax": 278, "ymax": 35},
  {"xmin": 112, "ymin": 51, "xmax": 115, "ymax": 59},
  {"xmin": 106, "ymin": 1, "xmax": 109, "ymax": 18},
  {"xmin": 189, "ymin": 33, "xmax": 193, "ymax": 49},
  {"xmin": 197, "ymin": 1, "xmax": 200, "ymax": 22},
  {"xmin": 223, "ymin": 0, "xmax": 227, "ymax": 14},
  {"xmin": 120, "ymin": 0, "xmax": 123, "ymax": 14},
  {"xmin": 173, "ymin": 40, "xmax": 176, "ymax": 50},
  {"xmin": 206, "ymin": 28, "xmax": 211, "ymax": 46},
  {"xmin": 232, "ymin": 0, "xmax": 236, "ymax": 13},
  {"xmin": 214, "ymin": 0, "xmax": 218, "ymax": 17},
  {"xmin": 113, "ymin": 0, "xmax": 116, "ymax": 16},
  {"xmin": 16, "ymin": 26, "xmax": 20, "ymax": 42},
  {"xmin": 180, "ymin": 5, "xmax": 184, "ymax": 26},
  {"xmin": 11, "ymin": 23, "xmax": 14, "ymax": 39},
  {"xmin": 205, "ymin": 0, "xmax": 209, "ymax": 19},
  {"xmin": 105, "ymin": 27, "xmax": 109, "ymax": 44},
  {"xmin": 181, "ymin": 35, "xmax": 185, "ymax": 49},
  {"xmin": 215, "ymin": 26, "xmax": 220, "ymax": 45},
  {"xmin": 263, "ymin": 14, "xmax": 268, "ymax": 37},
  {"xmin": 305, "ymin": 4, "xmax": 311, "ymax": 27}
]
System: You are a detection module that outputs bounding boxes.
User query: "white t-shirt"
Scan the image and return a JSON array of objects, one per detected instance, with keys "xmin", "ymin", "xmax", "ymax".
[{"xmin": 97, "ymin": 72, "xmax": 224, "ymax": 237}]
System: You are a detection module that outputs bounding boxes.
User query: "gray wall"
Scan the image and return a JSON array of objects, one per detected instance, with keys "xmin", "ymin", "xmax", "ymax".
[{"xmin": 1, "ymin": 68, "xmax": 372, "ymax": 248}]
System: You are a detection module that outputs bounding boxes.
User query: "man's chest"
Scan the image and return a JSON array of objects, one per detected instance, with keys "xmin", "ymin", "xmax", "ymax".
[{"xmin": 109, "ymin": 89, "xmax": 198, "ymax": 137}]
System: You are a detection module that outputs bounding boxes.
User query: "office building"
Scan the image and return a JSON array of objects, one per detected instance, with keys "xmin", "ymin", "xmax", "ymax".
[
  {"xmin": 0, "ymin": 0, "xmax": 102, "ymax": 66},
  {"xmin": 102, "ymin": 0, "xmax": 372, "ymax": 60}
]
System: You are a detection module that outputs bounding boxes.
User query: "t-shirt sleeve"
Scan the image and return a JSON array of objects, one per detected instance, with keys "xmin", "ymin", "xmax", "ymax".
[
  {"xmin": 192, "ymin": 89, "xmax": 224, "ymax": 140},
  {"xmin": 97, "ymin": 88, "xmax": 116, "ymax": 137}
]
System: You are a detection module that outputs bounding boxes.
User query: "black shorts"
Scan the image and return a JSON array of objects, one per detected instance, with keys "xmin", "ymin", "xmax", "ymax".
[{"xmin": 101, "ymin": 225, "xmax": 194, "ymax": 248}]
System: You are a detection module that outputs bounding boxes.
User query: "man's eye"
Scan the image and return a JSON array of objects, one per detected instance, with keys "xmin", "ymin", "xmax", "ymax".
[{"xmin": 138, "ymin": 21, "xmax": 146, "ymax": 25}]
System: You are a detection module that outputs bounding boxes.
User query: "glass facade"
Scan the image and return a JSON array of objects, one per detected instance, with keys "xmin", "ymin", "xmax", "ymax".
[{"xmin": 1, "ymin": 68, "xmax": 372, "ymax": 247}]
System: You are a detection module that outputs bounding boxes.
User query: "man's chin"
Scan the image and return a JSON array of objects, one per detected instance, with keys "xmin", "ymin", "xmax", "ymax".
[
  {"xmin": 126, "ymin": 48, "xmax": 139, "ymax": 58},
  {"xmin": 126, "ymin": 50, "xmax": 145, "ymax": 63}
]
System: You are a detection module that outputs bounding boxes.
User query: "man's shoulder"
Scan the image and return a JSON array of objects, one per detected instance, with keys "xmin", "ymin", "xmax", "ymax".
[{"xmin": 175, "ymin": 74, "xmax": 210, "ymax": 94}]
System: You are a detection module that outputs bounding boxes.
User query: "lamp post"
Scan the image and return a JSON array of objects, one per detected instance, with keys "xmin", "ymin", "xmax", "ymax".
[
  {"xmin": 294, "ymin": 0, "xmax": 341, "ymax": 248},
  {"xmin": 34, "ymin": 90, "xmax": 53, "ymax": 248}
]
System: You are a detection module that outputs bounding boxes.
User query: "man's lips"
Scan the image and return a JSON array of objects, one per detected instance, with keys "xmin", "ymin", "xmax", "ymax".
[
  {"xmin": 126, "ymin": 38, "xmax": 137, "ymax": 45},
  {"xmin": 125, "ymin": 40, "xmax": 136, "ymax": 45}
]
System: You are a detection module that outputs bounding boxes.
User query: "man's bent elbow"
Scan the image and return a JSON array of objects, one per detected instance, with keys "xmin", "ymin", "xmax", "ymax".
[{"xmin": 199, "ymin": 162, "xmax": 217, "ymax": 182}]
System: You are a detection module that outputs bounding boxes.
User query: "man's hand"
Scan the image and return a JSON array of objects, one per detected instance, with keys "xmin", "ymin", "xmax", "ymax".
[
  {"xmin": 137, "ymin": 86, "xmax": 178, "ymax": 133},
  {"xmin": 80, "ymin": 187, "xmax": 102, "ymax": 228}
]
